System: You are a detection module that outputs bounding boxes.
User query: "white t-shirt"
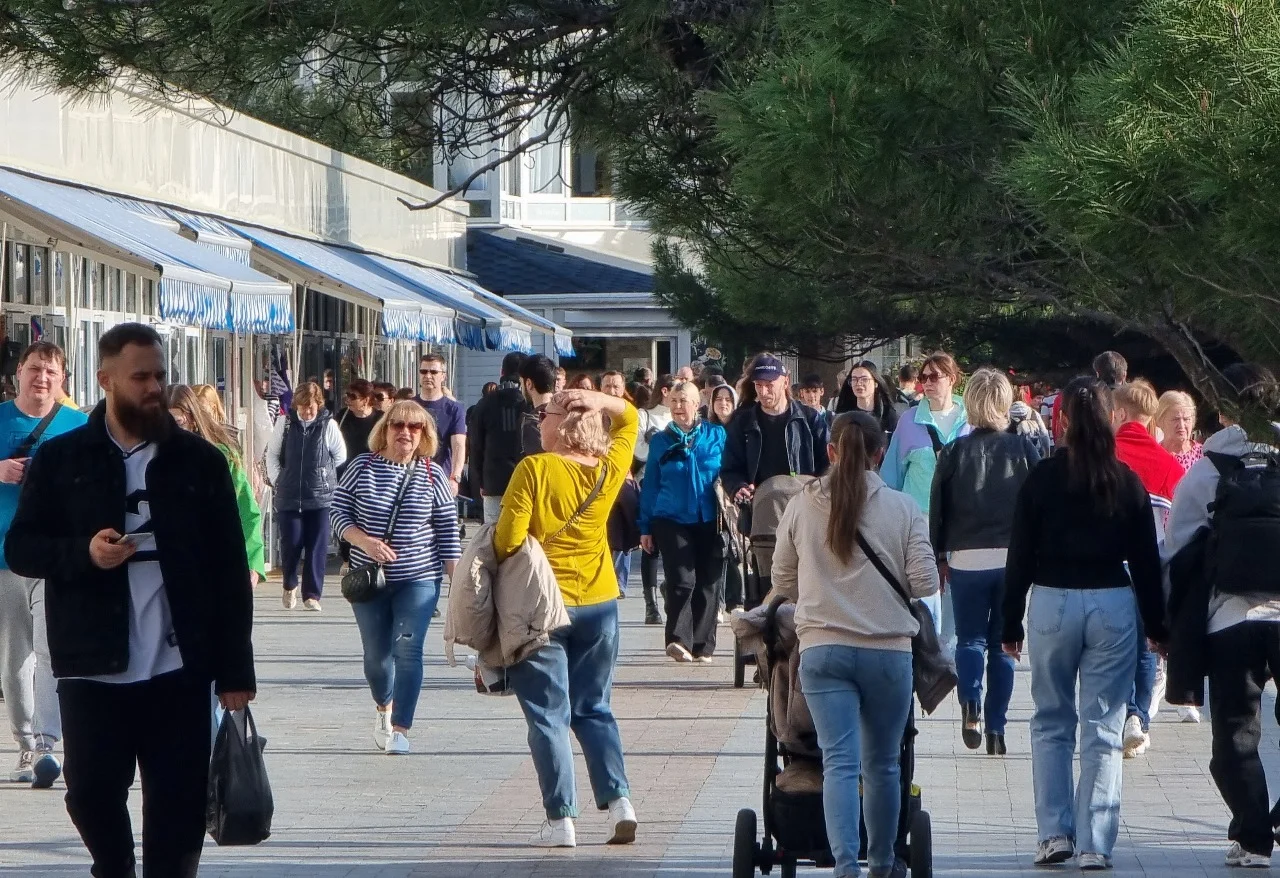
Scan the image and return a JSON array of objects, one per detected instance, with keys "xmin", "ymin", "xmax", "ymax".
[
  {"xmin": 930, "ymin": 404, "xmax": 962, "ymax": 440},
  {"xmin": 85, "ymin": 439, "xmax": 184, "ymax": 684}
]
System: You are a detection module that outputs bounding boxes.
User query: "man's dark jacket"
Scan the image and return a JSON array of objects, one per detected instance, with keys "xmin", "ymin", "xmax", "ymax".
[
  {"xmin": 468, "ymin": 380, "xmax": 535, "ymax": 497},
  {"xmin": 5, "ymin": 404, "xmax": 255, "ymax": 693},
  {"xmin": 720, "ymin": 400, "xmax": 831, "ymax": 498}
]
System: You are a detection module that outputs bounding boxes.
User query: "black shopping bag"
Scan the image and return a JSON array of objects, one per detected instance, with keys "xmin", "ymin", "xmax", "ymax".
[{"xmin": 206, "ymin": 706, "xmax": 274, "ymax": 846}]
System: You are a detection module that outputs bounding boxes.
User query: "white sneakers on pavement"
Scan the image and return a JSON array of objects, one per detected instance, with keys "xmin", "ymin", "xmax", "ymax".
[
  {"xmin": 10, "ymin": 751, "xmax": 34, "ymax": 783},
  {"xmin": 1226, "ymin": 841, "xmax": 1271, "ymax": 868},
  {"xmin": 282, "ymin": 588, "xmax": 298, "ymax": 610},
  {"xmin": 666, "ymin": 643, "xmax": 693, "ymax": 663},
  {"xmin": 1034, "ymin": 836, "xmax": 1074, "ymax": 867},
  {"xmin": 1122, "ymin": 715, "xmax": 1149, "ymax": 758},
  {"xmin": 607, "ymin": 797, "xmax": 638, "ymax": 845},
  {"xmin": 303, "ymin": 598, "xmax": 322, "ymax": 612},
  {"xmin": 1078, "ymin": 852, "xmax": 1112, "ymax": 870},
  {"xmin": 373, "ymin": 710, "xmax": 392, "ymax": 751},
  {"xmin": 532, "ymin": 818, "xmax": 577, "ymax": 848},
  {"xmin": 31, "ymin": 751, "xmax": 61, "ymax": 789},
  {"xmin": 1179, "ymin": 706, "xmax": 1202, "ymax": 723},
  {"xmin": 385, "ymin": 731, "xmax": 410, "ymax": 755}
]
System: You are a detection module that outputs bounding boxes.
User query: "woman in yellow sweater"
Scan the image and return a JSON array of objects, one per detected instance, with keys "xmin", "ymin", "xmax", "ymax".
[{"xmin": 494, "ymin": 388, "xmax": 639, "ymax": 850}]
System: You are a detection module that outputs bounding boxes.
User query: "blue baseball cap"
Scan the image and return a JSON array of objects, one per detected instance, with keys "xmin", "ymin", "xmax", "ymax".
[{"xmin": 750, "ymin": 355, "xmax": 787, "ymax": 383}]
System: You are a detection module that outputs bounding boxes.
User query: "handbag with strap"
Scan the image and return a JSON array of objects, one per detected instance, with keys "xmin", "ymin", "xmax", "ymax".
[
  {"xmin": 855, "ymin": 531, "xmax": 957, "ymax": 714},
  {"xmin": 9, "ymin": 403, "xmax": 61, "ymax": 461},
  {"xmin": 340, "ymin": 459, "xmax": 421, "ymax": 604}
]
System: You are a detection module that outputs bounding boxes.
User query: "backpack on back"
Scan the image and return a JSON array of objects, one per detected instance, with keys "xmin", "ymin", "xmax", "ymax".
[{"xmin": 1206, "ymin": 450, "xmax": 1280, "ymax": 595}]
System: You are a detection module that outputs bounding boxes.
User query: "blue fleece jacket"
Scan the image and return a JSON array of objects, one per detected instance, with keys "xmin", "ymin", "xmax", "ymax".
[{"xmin": 639, "ymin": 421, "xmax": 727, "ymax": 533}]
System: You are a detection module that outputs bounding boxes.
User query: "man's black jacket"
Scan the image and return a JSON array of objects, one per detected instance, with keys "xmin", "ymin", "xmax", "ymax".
[
  {"xmin": 5, "ymin": 403, "xmax": 255, "ymax": 693},
  {"xmin": 468, "ymin": 380, "xmax": 535, "ymax": 498},
  {"xmin": 720, "ymin": 400, "xmax": 831, "ymax": 498}
]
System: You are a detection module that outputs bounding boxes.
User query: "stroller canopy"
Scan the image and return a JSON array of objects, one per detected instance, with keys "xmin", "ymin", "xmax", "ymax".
[{"xmin": 750, "ymin": 475, "xmax": 816, "ymax": 539}]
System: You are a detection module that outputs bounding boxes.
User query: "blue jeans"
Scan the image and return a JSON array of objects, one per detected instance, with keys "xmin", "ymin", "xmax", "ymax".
[
  {"xmin": 1127, "ymin": 611, "xmax": 1158, "ymax": 731},
  {"xmin": 612, "ymin": 550, "xmax": 633, "ymax": 594},
  {"xmin": 799, "ymin": 644, "xmax": 913, "ymax": 877},
  {"xmin": 507, "ymin": 600, "xmax": 630, "ymax": 819},
  {"xmin": 351, "ymin": 578, "xmax": 441, "ymax": 730},
  {"xmin": 1028, "ymin": 586, "xmax": 1138, "ymax": 857},
  {"xmin": 949, "ymin": 567, "xmax": 1016, "ymax": 734}
]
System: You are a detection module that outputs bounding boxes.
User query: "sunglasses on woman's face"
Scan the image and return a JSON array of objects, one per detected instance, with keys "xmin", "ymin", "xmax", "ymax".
[
  {"xmin": 389, "ymin": 420, "xmax": 424, "ymax": 433},
  {"xmin": 920, "ymin": 372, "xmax": 944, "ymax": 383},
  {"xmin": 372, "ymin": 394, "xmax": 387, "ymax": 402}
]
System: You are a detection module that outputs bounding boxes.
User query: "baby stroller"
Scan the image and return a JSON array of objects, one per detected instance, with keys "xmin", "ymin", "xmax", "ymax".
[
  {"xmin": 733, "ymin": 475, "xmax": 815, "ymax": 688},
  {"xmin": 731, "ymin": 596, "xmax": 933, "ymax": 878}
]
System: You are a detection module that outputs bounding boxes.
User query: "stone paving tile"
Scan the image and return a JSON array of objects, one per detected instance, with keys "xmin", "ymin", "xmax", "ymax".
[{"xmin": 1, "ymin": 573, "xmax": 1278, "ymax": 877}]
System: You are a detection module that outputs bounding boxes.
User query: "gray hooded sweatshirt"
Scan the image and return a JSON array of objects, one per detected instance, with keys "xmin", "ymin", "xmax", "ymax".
[{"xmin": 1163, "ymin": 424, "xmax": 1280, "ymax": 634}]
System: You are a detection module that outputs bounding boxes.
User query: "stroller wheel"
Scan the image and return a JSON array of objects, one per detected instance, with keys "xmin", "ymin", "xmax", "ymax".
[
  {"xmin": 909, "ymin": 808, "xmax": 933, "ymax": 877},
  {"xmin": 733, "ymin": 809, "xmax": 758, "ymax": 878},
  {"xmin": 734, "ymin": 639, "xmax": 746, "ymax": 688}
]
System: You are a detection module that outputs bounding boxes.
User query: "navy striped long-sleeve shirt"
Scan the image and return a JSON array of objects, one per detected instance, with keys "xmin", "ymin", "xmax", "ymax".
[{"xmin": 331, "ymin": 453, "xmax": 462, "ymax": 583}]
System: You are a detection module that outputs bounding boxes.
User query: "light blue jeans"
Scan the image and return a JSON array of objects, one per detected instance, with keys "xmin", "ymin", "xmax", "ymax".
[
  {"xmin": 507, "ymin": 600, "xmax": 631, "ymax": 819},
  {"xmin": 799, "ymin": 644, "xmax": 913, "ymax": 877},
  {"xmin": 351, "ymin": 578, "xmax": 441, "ymax": 730},
  {"xmin": 1028, "ymin": 586, "xmax": 1138, "ymax": 857}
]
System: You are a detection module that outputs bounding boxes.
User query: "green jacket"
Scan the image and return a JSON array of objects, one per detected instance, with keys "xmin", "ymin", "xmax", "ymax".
[{"xmin": 219, "ymin": 444, "xmax": 267, "ymax": 579}]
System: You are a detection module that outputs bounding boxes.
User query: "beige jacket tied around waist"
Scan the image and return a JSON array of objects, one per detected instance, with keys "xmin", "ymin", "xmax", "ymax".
[
  {"xmin": 772, "ymin": 471, "xmax": 940, "ymax": 654},
  {"xmin": 443, "ymin": 523, "xmax": 571, "ymax": 669}
]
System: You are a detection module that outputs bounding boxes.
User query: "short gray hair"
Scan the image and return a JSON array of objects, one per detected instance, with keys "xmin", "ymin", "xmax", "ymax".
[{"xmin": 963, "ymin": 368, "xmax": 1014, "ymax": 431}]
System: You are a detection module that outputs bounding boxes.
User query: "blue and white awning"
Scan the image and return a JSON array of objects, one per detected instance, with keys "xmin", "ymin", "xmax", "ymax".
[
  {"xmin": 230, "ymin": 225, "xmax": 457, "ymax": 344},
  {"xmin": 448, "ymin": 274, "xmax": 573, "ymax": 356},
  {"xmin": 0, "ymin": 169, "xmax": 294, "ymax": 334}
]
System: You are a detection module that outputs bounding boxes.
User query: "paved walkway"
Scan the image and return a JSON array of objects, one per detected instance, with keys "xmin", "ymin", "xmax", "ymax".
[{"xmin": 0, "ymin": 573, "xmax": 1273, "ymax": 877}]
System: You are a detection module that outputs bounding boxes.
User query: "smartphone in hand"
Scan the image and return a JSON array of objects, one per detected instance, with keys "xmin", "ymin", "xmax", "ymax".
[{"xmin": 112, "ymin": 532, "xmax": 152, "ymax": 548}]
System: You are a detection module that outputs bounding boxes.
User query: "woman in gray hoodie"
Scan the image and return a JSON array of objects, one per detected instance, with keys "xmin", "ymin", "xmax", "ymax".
[{"xmin": 772, "ymin": 411, "xmax": 939, "ymax": 878}]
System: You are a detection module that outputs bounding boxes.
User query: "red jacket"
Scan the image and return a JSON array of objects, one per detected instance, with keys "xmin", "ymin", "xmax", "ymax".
[{"xmin": 1114, "ymin": 422, "xmax": 1184, "ymax": 501}]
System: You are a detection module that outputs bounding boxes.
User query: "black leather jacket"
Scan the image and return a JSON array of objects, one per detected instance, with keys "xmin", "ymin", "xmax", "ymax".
[
  {"xmin": 929, "ymin": 428, "xmax": 1042, "ymax": 554},
  {"xmin": 5, "ymin": 404, "xmax": 255, "ymax": 691}
]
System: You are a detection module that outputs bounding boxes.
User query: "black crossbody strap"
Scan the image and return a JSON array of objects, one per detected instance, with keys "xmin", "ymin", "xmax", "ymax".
[
  {"xmin": 856, "ymin": 531, "xmax": 913, "ymax": 612},
  {"xmin": 9, "ymin": 403, "xmax": 60, "ymax": 460},
  {"xmin": 547, "ymin": 466, "xmax": 608, "ymax": 543},
  {"xmin": 924, "ymin": 424, "xmax": 944, "ymax": 456},
  {"xmin": 381, "ymin": 459, "xmax": 420, "ymax": 543}
]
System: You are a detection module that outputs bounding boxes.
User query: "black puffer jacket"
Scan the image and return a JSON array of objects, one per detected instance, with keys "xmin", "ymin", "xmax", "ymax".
[
  {"xmin": 468, "ymin": 380, "xmax": 535, "ymax": 497},
  {"xmin": 4, "ymin": 404, "xmax": 254, "ymax": 692},
  {"xmin": 275, "ymin": 408, "xmax": 338, "ymax": 512},
  {"xmin": 930, "ymin": 428, "xmax": 1042, "ymax": 553}
]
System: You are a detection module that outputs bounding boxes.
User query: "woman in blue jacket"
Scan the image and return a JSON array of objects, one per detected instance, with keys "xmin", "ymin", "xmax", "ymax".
[{"xmin": 640, "ymin": 381, "xmax": 727, "ymax": 663}]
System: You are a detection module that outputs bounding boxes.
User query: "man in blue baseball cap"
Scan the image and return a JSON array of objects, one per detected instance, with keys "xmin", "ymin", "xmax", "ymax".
[{"xmin": 720, "ymin": 353, "xmax": 830, "ymax": 513}]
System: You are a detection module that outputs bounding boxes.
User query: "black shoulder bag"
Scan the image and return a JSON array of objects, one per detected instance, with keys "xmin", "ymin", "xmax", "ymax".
[
  {"xmin": 855, "ymin": 531, "xmax": 957, "ymax": 714},
  {"xmin": 9, "ymin": 403, "xmax": 61, "ymax": 460},
  {"xmin": 341, "ymin": 459, "xmax": 420, "ymax": 604}
]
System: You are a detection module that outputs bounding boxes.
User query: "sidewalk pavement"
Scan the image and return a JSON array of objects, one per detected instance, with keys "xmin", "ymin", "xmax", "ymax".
[{"xmin": 0, "ymin": 573, "xmax": 1273, "ymax": 877}]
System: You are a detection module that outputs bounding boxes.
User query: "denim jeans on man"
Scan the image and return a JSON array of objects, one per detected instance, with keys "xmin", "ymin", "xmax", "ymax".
[
  {"xmin": 612, "ymin": 550, "xmax": 633, "ymax": 595},
  {"xmin": 1028, "ymin": 586, "xmax": 1137, "ymax": 858},
  {"xmin": 948, "ymin": 567, "xmax": 1015, "ymax": 734},
  {"xmin": 482, "ymin": 496, "xmax": 503, "ymax": 526},
  {"xmin": 351, "ymin": 578, "xmax": 441, "ymax": 729},
  {"xmin": 799, "ymin": 644, "xmax": 913, "ymax": 878},
  {"xmin": 1126, "ymin": 609, "xmax": 1158, "ymax": 731},
  {"xmin": 507, "ymin": 599, "xmax": 630, "ymax": 819}
]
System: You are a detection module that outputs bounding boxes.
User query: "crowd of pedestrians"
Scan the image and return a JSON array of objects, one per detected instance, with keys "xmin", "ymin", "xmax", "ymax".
[{"xmin": 6, "ymin": 332, "xmax": 1280, "ymax": 876}]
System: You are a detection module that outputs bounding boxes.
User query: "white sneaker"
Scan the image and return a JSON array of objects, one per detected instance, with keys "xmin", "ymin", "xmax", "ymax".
[
  {"xmin": 531, "ymin": 817, "xmax": 576, "ymax": 848},
  {"xmin": 282, "ymin": 588, "xmax": 298, "ymax": 610},
  {"xmin": 694, "ymin": 655, "xmax": 714, "ymax": 664},
  {"xmin": 373, "ymin": 710, "xmax": 392, "ymax": 751},
  {"xmin": 1078, "ymin": 852, "xmax": 1112, "ymax": 870},
  {"xmin": 1122, "ymin": 716, "xmax": 1149, "ymax": 757},
  {"xmin": 9, "ymin": 751, "xmax": 34, "ymax": 783},
  {"xmin": 607, "ymin": 796, "xmax": 638, "ymax": 845},
  {"xmin": 303, "ymin": 598, "xmax": 322, "ymax": 612},
  {"xmin": 1226, "ymin": 841, "xmax": 1271, "ymax": 868},
  {"xmin": 1179, "ymin": 706, "xmax": 1202, "ymax": 724},
  {"xmin": 666, "ymin": 643, "xmax": 693, "ymax": 663},
  {"xmin": 385, "ymin": 731, "xmax": 410, "ymax": 755},
  {"xmin": 1150, "ymin": 659, "xmax": 1168, "ymax": 719},
  {"xmin": 1034, "ymin": 835, "xmax": 1074, "ymax": 866}
]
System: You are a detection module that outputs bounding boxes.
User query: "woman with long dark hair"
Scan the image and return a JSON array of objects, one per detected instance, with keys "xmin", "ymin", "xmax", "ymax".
[
  {"xmin": 835, "ymin": 361, "xmax": 900, "ymax": 435},
  {"xmin": 772, "ymin": 412, "xmax": 939, "ymax": 878},
  {"xmin": 1001, "ymin": 377, "xmax": 1167, "ymax": 870}
]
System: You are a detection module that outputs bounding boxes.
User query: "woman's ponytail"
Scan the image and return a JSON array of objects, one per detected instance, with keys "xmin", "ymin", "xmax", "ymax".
[
  {"xmin": 825, "ymin": 411, "xmax": 886, "ymax": 564},
  {"xmin": 1061, "ymin": 376, "xmax": 1123, "ymax": 514}
]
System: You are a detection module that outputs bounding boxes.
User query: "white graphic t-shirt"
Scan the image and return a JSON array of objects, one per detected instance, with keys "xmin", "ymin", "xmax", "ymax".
[{"xmin": 85, "ymin": 438, "xmax": 184, "ymax": 684}]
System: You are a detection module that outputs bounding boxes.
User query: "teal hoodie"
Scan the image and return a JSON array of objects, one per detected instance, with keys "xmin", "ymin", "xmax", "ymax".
[{"xmin": 880, "ymin": 398, "xmax": 970, "ymax": 514}]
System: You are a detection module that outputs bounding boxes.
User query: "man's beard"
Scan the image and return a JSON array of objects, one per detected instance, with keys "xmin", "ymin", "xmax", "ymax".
[{"xmin": 114, "ymin": 396, "xmax": 172, "ymax": 443}]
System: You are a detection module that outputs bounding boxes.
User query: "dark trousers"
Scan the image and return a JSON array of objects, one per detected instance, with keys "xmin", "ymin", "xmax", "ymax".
[
  {"xmin": 278, "ymin": 507, "xmax": 330, "ymax": 600},
  {"xmin": 1208, "ymin": 622, "xmax": 1280, "ymax": 856},
  {"xmin": 652, "ymin": 518, "xmax": 724, "ymax": 657},
  {"xmin": 58, "ymin": 669, "xmax": 211, "ymax": 878},
  {"xmin": 641, "ymin": 548, "xmax": 662, "ymax": 595}
]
